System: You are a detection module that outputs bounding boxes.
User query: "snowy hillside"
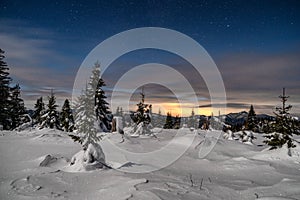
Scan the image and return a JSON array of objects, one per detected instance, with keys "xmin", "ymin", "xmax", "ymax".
[{"xmin": 0, "ymin": 128, "xmax": 300, "ymax": 200}]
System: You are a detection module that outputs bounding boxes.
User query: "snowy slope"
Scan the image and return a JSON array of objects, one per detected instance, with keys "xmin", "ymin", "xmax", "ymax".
[{"xmin": 0, "ymin": 128, "xmax": 300, "ymax": 200}]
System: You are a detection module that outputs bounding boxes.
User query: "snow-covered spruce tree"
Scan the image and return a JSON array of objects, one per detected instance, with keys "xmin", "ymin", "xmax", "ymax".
[
  {"xmin": 70, "ymin": 91, "xmax": 105, "ymax": 170},
  {"xmin": 187, "ymin": 109, "xmax": 197, "ymax": 128},
  {"xmin": 0, "ymin": 49, "xmax": 12, "ymax": 130},
  {"xmin": 9, "ymin": 84, "xmax": 26, "ymax": 129},
  {"xmin": 69, "ymin": 82, "xmax": 106, "ymax": 170},
  {"xmin": 264, "ymin": 88, "xmax": 300, "ymax": 150},
  {"xmin": 86, "ymin": 62, "xmax": 112, "ymax": 132},
  {"xmin": 130, "ymin": 90, "xmax": 152, "ymax": 135},
  {"xmin": 72, "ymin": 86, "xmax": 99, "ymax": 149},
  {"xmin": 40, "ymin": 91, "xmax": 61, "ymax": 129},
  {"xmin": 245, "ymin": 105, "xmax": 257, "ymax": 131},
  {"xmin": 60, "ymin": 99, "xmax": 75, "ymax": 132},
  {"xmin": 32, "ymin": 97, "xmax": 45, "ymax": 125},
  {"xmin": 164, "ymin": 112, "xmax": 174, "ymax": 129}
]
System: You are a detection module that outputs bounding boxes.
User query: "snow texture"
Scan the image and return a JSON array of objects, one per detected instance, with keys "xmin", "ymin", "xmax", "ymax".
[{"xmin": 0, "ymin": 128, "xmax": 300, "ymax": 200}]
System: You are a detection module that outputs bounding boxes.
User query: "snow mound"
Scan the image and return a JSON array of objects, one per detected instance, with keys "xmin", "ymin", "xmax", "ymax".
[
  {"xmin": 66, "ymin": 143, "xmax": 106, "ymax": 172},
  {"xmin": 32, "ymin": 128, "xmax": 69, "ymax": 143},
  {"xmin": 39, "ymin": 154, "xmax": 69, "ymax": 168},
  {"xmin": 253, "ymin": 144, "xmax": 300, "ymax": 160}
]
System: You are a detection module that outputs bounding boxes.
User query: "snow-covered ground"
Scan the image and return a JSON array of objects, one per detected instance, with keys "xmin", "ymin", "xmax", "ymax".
[{"xmin": 0, "ymin": 128, "xmax": 300, "ymax": 200}]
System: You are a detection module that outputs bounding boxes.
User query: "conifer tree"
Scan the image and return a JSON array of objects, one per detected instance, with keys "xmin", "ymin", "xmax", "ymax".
[
  {"xmin": 187, "ymin": 109, "xmax": 197, "ymax": 128},
  {"xmin": 32, "ymin": 97, "xmax": 45, "ymax": 125},
  {"xmin": 60, "ymin": 99, "xmax": 74, "ymax": 132},
  {"xmin": 72, "ymin": 85, "xmax": 99, "ymax": 149},
  {"xmin": 156, "ymin": 108, "xmax": 166, "ymax": 128},
  {"xmin": 95, "ymin": 76, "xmax": 112, "ymax": 132},
  {"xmin": 114, "ymin": 107, "xmax": 124, "ymax": 117},
  {"xmin": 87, "ymin": 62, "xmax": 112, "ymax": 132},
  {"xmin": 130, "ymin": 89, "xmax": 152, "ymax": 135},
  {"xmin": 173, "ymin": 115, "xmax": 181, "ymax": 129},
  {"xmin": 9, "ymin": 84, "xmax": 26, "ymax": 129},
  {"xmin": 0, "ymin": 49, "xmax": 12, "ymax": 130},
  {"xmin": 264, "ymin": 88, "xmax": 300, "ymax": 150},
  {"xmin": 131, "ymin": 91, "xmax": 151, "ymax": 125},
  {"xmin": 120, "ymin": 107, "xmax": 123, "ymax": 116},
  {"xmin": 71, "ymin": 62, "xmax": 112, "ymax": 149},
  {"xmin": 164, "ymin": 112, "xmax": 174, "ymax": 129},
  {"xmin": 246, "ymin": 105, "xmax": 257, "ymax": 131},
  {"xmin": 40, "ymin": 91, "xmax": 61, "ymax": 129},
  {"xmin": 115, "ymin": 107, "xmax": 121, "ymax": 116}
]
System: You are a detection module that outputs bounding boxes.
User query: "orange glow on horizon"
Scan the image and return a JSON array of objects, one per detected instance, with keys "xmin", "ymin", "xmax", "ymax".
[{"xmin": 151, "ymin": 102, "xmax": 216, "ymax": 117}]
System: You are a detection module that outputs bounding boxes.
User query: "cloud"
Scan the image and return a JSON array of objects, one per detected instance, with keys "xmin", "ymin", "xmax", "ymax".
[
  {"xmin": 217, "ymin": 50, "xmax": 300, "ymax": 92},
  {"xmin": 213, "ymin": 50, "xmax": 300, "ymax": 113},
  {"xmin": 0, "ymin": 19, "xmax": 78, "ymax": 107},
  {"xmin": 198, "ymin": 103, "xmax": 274, "ymax": 110}
]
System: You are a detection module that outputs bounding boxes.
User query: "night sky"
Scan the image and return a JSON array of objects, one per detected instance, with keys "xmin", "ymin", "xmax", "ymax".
[{"xmin": 0, "ymin": 0, "xmax": 300, "ymax": 116}]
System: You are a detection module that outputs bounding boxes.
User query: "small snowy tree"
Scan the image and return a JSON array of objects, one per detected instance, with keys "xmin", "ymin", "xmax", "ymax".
[
  {"xmin": 245, "ymin": 105, "xmax": 257, "ymax": 131},
  {"xmin": 187, "ymin": 109, "xmax": 197, "ymax": 128},
  {"xmin": 40, "ymin": 91, "xmax": 61, "ymax": 129},
  {"xmin": 264, "ymin": 88, "xmax": 300, "ymax": 150},
  {"xmin": 32, "ymin": 97, "xmax": 45, "ymax": 125},
  {"xmin": 60, "ymin": 99, "xmax": 75, "ymax": 132},
  {"xmin": 130, "ymin": 90, "xmax": 152, "ymax": 135}
]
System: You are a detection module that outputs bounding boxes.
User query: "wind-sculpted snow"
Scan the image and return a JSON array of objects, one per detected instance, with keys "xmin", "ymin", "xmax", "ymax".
[{"xmin": 0, "ymin": 129, "xmax": 300, "ymax": 199}]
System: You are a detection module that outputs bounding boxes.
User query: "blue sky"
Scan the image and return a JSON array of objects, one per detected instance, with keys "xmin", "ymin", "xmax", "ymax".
[{"xmin": 0, "ymin": 0, "xmax": 300, "ymax": 115}]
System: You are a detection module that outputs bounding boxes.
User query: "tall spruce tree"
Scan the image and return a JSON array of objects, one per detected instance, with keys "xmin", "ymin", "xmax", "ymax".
[
  {"xmin": 246, "ymin": 105, "xmax": 257, "ymax": 131},
  {"xmin": 9, "ymin": 84, "xmax": 26, "ymax": 129},
  {"xmin": 32, "ymin": 97, "xmax": 45, "ymax": 125},
  {"xmin": 71, "ymin": 62, "xmax": 113, "ymax": 149},
  {"xmin": 0, "ymin": 49, "xmax": 12, "ymax": 130},
  {"xmin": 60, "ymin": 99, "xmax": 74, "ymax": 132},
  {"xmin": 264, "ymin": 88, "xmax": 300, "ymax": 150},
  {"xmin": 95, "ymin": 75, "xmax": 112, "ymax": 132},
  {"xmin": 87, "ymin": 62, "xmax": 112, "ymax": 132},
  {"xmin": 40, "ymin": 91, "xmax": 61, "ymax": 129}
]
